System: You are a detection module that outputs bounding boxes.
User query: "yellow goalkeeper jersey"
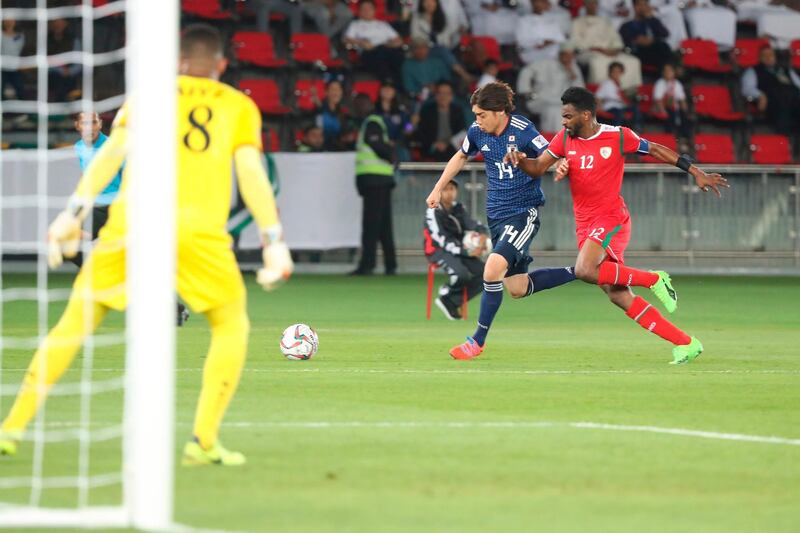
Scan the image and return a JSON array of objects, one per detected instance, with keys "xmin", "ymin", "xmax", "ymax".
[{"xmin": 103, "ymin": 75, "xmax": 262, "ymax": 239}]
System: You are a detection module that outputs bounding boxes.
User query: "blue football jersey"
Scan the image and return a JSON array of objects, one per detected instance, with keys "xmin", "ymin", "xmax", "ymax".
[{"xmin": 461, "ymin": 114, "xmax": 549, "ymax": 220}]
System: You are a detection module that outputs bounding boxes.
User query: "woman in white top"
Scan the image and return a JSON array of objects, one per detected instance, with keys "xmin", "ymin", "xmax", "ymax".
[{"xmin": 410, "ymin": 0, "xmax": 460, "ymax": 50}]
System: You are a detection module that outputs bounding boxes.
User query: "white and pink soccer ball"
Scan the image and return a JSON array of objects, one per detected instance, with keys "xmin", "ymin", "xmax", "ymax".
[{"xmin": 279, "ymin": 323, "xmax": 319, "ymax": 360}]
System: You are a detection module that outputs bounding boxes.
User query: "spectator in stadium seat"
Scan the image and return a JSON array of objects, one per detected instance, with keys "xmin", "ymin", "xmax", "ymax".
[
  {"xmin": 314, "ymin": 79, "xmax": 357, "ymax": 151},
  {"xmin": 652, "ymin": 63, "xmax": 691, "ymax": 139},
  {"xmin": 304, "ymin": 0, "xmax": 353, "ymax": 39},
  {"xmin": 343, "ymin": 0, "xmax": 405, "ymax": 82},
  {"xmin": 619, "ymin": 0, "xmax": 673, "ymax": 73},
  {"xmin": 741, "ymin": 45, "xmax": 800, "ymax": 135},
  {"xmin": 409, "ymin": 0, "xmax": 474, "ymax": 85},
  {"xmin": 515, "ymin": 0, "xmax": 569, "ymax": 66},
  {"xmin": 297, "ymin": 125, "xmax": 326, "ymax": 152},
  {"xmin": 1, "ymin": 19, "xmax": 25, "ymax": 100},
  {"xmin": 401, "ymin": 37, "xmax": 452, "ymax": 97},
  {"xmin": 462, "ymin": 0, "xmax": 518, "ymax": 45},
  {"xmin": 252, "ymin": 0, "xmax": 303, "ymax": 34},
  {"xmin": 376, "ymin": 80, "xmax": 413, "ymax": 161},
  {"xmin": 517, "ymin": 42, "xmax": 585, "ymax": 132},
  {"xmin": 47, "ymin": 18, "xmax": 81, "ymax": 102},
  {"xmin": 595, "ymin": 61, "xmax": 642, "ymax": 129},
  {"xmin": 572, "ymin": 0, "xmax": 643, "ymax": 89},
  {"xmin": 476, "ymin": 60, "xmax": 499, "ymax": 89},
  {"xmin": 413, "ymin": 80, "xmax": 466, "ymax": 161}
]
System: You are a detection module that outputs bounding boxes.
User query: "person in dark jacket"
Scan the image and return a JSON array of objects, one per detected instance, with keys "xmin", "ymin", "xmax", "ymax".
[
  {"xmin": 619, "ymin": 0, "xmax": 673, "ymax": 74},
  {"xmin": 414, "ymin": 81, "xmax": 467, "ymax": 162},
  {"xmin": 350, "ymin": 93, "xmax": 398, "ymax": 275},
  {"xmin": 423, "ymin": 179, "xmax": 487, "ymax": 319}
]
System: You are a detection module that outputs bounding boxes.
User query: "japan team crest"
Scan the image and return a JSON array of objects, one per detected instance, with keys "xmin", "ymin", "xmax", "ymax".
[{"xmin": 600, "ymin": 146, "xmax": 612, "ymax": 159}]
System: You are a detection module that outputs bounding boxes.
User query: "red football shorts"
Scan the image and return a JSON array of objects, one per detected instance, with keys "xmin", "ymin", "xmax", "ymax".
[{"xmin": 576, "ymin": 211, "xmax": 631, "ymax": 264}]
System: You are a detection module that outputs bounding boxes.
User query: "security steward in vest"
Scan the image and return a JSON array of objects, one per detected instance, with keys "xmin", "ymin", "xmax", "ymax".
[{"xmin": 350, "ymin": 93, "xmax": 398, "ymax": 276}]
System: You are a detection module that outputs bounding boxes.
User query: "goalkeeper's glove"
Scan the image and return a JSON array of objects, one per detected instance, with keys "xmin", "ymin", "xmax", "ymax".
[
  {"xmin": 47, "ymin": 196, "xmax": 90, "ymax": 269},
  {"xmin": 256, "ymin": 224, "xmax": 294, "ymax": 291}
]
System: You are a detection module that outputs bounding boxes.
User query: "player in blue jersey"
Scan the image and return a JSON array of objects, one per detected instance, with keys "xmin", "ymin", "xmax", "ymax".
[{"xmin": 425, "ymin": 82, "xmax": 577, "ymax": 359}]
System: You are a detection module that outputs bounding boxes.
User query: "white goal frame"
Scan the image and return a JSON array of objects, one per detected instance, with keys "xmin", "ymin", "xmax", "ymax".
[{"xmin": 0, "ymin": 0, "xmax": 177, "ymax": 530}]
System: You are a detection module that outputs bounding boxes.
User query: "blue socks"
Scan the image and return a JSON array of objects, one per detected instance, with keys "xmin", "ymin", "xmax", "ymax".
[
  {"xmin": 524, "ymin": 266, "xmax": 576, "ymax": 296},
  {"xmin": 472, "ymin": 280, "xmax": 503, "ymax": 346}
]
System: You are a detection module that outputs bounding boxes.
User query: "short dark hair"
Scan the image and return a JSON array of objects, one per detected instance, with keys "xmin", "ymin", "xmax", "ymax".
[
  {"xmin": 561, "ymin": 86, "xmax": 596, "ymax": 115},
  {"xmin": 470, "ymin": 81, "xmax": 514, "ymax": 113},
  {"xmin": 180, "ymin": 23, "xmax": 223, "ymax": 57},
  {"xmin": 608, "ymin": 61, "xmax": 624, "ymax": 74}
]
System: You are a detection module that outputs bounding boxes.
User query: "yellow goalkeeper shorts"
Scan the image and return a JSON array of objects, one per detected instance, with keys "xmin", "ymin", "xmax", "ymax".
[{"xmin": 73, "ymin": 230, "xmax": 246, "ymax": 313}]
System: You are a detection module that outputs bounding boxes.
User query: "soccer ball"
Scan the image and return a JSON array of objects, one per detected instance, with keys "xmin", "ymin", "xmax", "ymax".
[
  {"xmin": 279, "ymin": 324, "xmax": 319, "ymax": 360},
  {"xmin": 462, "ymin": 231, "xmax": 490, "ymax": 258}
]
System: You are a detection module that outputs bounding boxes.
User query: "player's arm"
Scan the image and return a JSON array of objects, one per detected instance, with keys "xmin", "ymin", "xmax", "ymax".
[
  {"xmin": 233, "ymin": 145, "xmax": 293, "ymax": 290},
  {"xmin": 47, "ymin": 124, "xmax": 128, "ymax": 268},
  {"xmin": 647, "ymin": 142, "xmax": 730, "ymax": 197},
  {"xmin": 425, "ymin": 150, "xmax": 468, "ymax": 208},
  {"xmin": 504, "ymin": 149, "xmax": 560, "ymax": 177}
]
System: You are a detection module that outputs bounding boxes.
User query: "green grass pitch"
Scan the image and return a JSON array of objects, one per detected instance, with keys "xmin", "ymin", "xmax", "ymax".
[{"xmin": 1, "ymin": 273, "xmax": 799, "ymax": 532}]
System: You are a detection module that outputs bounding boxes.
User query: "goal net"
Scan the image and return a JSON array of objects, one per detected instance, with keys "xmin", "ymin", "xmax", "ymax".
[{"xmin": 0, "ymin": 0, "xmax": 176, "ymax": 529}]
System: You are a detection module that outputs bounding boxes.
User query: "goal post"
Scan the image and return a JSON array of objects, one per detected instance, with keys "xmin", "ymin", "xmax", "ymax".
[{"xmin": 0, "ymin": 0, "xmax": 178, "ymax": 529}]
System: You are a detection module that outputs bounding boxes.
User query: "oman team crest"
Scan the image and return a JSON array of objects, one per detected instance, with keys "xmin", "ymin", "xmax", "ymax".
[{"xmin": 600, "ymin": 146, "xmax": 612, "ymax": 159}]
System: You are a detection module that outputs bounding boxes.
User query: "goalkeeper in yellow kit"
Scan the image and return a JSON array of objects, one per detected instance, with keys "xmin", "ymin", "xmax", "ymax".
[{"xmin": 0, "ymin": 24, "xmax": 292, "ymax": 466}]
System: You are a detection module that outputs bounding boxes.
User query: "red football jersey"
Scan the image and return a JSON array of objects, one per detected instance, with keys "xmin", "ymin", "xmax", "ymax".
[{"xmin": 547, "ymin": 124, "xmax": 648, "ymax": 226}]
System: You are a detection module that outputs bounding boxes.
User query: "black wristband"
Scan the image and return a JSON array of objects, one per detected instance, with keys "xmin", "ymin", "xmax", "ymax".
[{"xmin": 676, "ymin": 154, "xmax": 694, "ymax": 172}]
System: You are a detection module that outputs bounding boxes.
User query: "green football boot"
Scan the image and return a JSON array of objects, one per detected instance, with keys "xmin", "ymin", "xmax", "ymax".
[
  {"xmin": 649, "ymin": 270, "xmax": 678, "ymax": 314},
  {"xmin": 0, "ymin": 430, "xmax": 22, "ymax": 456},
  {"xmin": 670, "ymin": 336, "xmax": 703, "ymax": 365},
  {"xmin": 182, "ymin": 439, "xmax": 246, "ymax": 467}
]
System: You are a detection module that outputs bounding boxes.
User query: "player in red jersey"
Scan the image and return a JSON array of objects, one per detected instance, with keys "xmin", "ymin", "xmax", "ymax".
[{"xmin": 505, "ymin": 87, "xmax": 728, "ymax": 364}]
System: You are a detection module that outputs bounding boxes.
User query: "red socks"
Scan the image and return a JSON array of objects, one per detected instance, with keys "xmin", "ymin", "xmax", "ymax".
[
  {"xmin": 625, "ymin": 296, "xmax": 691, "ymax": 346},
  {"xmin": 598, "ymin": 261, "xmax": 659, "ymax": 287}
]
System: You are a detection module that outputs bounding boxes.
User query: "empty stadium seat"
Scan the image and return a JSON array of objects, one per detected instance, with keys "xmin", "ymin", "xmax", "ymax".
[
  {"xmin": 749, "ymin": 134, "xmax": 792, "ymax": 165},
  {"xmin": 680, "ymin": 39, "xmax": 732, "ymax": 74},
  {"xmin": 640, "ymin": 133, "xmax": 677, "ymax": 163},
  {"xmin": 791, "ymin": 40, "xmax": 800, "ymax": 69},
  {"xmin": 460, "ymin": 35, "xmax": 513, "ymax": 71},
  {"xmin": 239, "ymin": 80, "xmax": 291, "ymax": 115},
  {"xmin": 263, "ymin": 129, "xmax": 280, "ymax": 152},
  {"xmin": 694, "ymin": 134, "xmax": 736, "ymax": 163},
  {"xmin": 636, "ymin": 84, "xmax": 669, "ymax": 120},
  {"xmin": 294, "ymin": 79, "xmax": 326, "ymax": 112},
  {"xmin": 231, "ymin": 32, "xmax": 287, "ymax": 69},
  {"xmin": 182, "ymin": 0, "xmax": 231, "ymax": 19},
  {"xmin": 352, "ymin": 80, "xmax": 381, "ymax": 102},
  {"xmin": 290, "ymin": 33, "xmax": 344, "ymax": 69},
  {"xmin": 733, "ymin": 38, "xmax": 770, "ymax": 69},
  {"xmin": 684, "ymin": 7, "xmax": 736, "ymax": 49},
  {"xmin": 691, "ymin": 85, "xmax": 744, "ymax": 121}
]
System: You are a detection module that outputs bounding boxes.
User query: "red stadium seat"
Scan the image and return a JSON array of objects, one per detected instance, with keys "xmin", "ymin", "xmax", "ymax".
[
  {"xmin": 680, "ymin": 39, "xmax": 732, "ymax": 74},
  {"xmin": 791, "ymin": 40, "xmax": 800, "ymax": 70},
  {"xmin": 639, "ymin": 132, "xmax": 677, "ymax": 163},
  {"xmin": 460, "ymin": 35, "xmax": 513, "ymax": 71},
  {"xmin": 290, "ymin": 33, "xmax": 344, "ymax": 69},
  {"xmin": 239, "ymin": 80, "xmax": 291, "ymax": 115},
  {"xmin": 181, "ymin": 0, "xmax": 231, "ymax": 20},
  {"xmin": 733, "ymin": 38, "xmax": 770, "ymax": 69},
  {"xmin": 262, "ymin": 129, "xmax": 280, "ymax": 153},
  {"xmin": 694, "ymin": 134, "xmax": 735, "ymax": 164},
  {"xmin": 231, "ymin": 32, "xmax": 287, "ymax": 69},
  {"xmin": 637, "ymin": 84, "xmax": 668, "ymax": 120},
  {"xmin": 691, "ymin": 85, "xmax": 744, "ymax": 121},
  {"xmin": 294, "ymin": 79, "xmax": 325, "ymax": 112},
  {"xmin": 352, "ymin": 80, "xmax": 381, "ymax": 102},
  {"xmin": 749, "ymin": 134, "xmax": 792, "ymax": 165}
]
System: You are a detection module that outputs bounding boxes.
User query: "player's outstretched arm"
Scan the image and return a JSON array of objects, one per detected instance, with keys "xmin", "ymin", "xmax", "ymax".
[
  {"xmin": 648, "ymin": 142, "xmax": 730, "ymax": 197},
  {"xmin": 426, "ymin": 150, "xmax": 468, "ymax": 208},
  {"xmin": 504, "ymin": 150, "xmax": 559, "ymax": 178},
  {"xmin": 234, "ymin": 145, "xmax": 294, "ymax": 290},
  {"xmin": 48, "ymin": 126, "xmax": 129, "ymax": 269}
]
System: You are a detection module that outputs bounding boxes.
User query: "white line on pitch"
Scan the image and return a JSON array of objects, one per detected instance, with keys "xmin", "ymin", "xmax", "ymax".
[
  {"xmin": 31, "ymin": 420, "xmax": 800, "ymax": 447},
  {"xmin": 3, "ymin": 368, "xmax": 800, "ymax": 375}
]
